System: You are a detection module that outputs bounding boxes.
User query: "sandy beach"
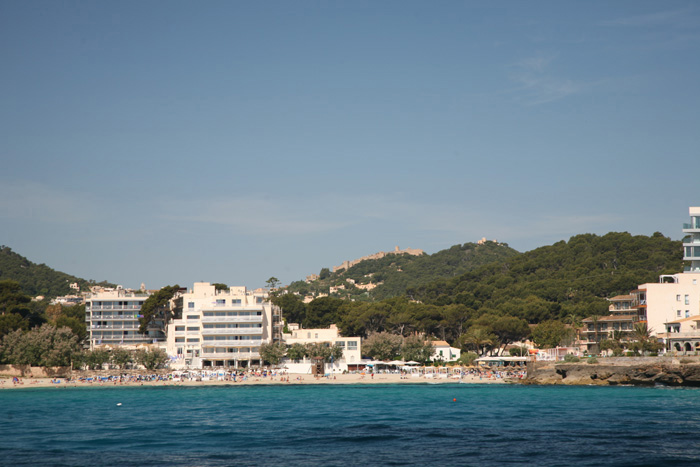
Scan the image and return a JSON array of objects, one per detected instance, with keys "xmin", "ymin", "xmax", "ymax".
[{"xmin": 1, "ymin": 372, "xmax": 513, "ymax": 389}]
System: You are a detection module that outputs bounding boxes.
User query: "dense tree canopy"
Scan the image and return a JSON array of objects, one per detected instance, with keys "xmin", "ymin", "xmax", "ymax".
[
  {"xmin": 286, "ymin": 242, "xmax": 519, "ymax": 301},
  {"xmin": 138, "ymin": 285, "xmax": 180, "ymax": 334},
  {"xmin": 408, "ymin": 233, "xmax": 682, "ymax": 324}
]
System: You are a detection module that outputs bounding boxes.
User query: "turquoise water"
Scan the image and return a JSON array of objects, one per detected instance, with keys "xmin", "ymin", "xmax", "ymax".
[{"xmin": 1, "ymin": 383, "xmax": 699, "ymax": 466}]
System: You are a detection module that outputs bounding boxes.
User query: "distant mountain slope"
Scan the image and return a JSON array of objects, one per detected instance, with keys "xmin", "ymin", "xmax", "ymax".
[
  {"xmin": 0, "ymin": 246, "xmax": 113, "ymax": 297},
  {"xmin": 287, "ymin": 241, "xmax": 521, "ymax": 301},
  {"xmin": 407, "ymin": 232, "xmax": 683, "ymax": 321}
]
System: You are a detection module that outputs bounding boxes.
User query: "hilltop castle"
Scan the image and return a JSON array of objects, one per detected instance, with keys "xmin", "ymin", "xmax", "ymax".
[{"xmin": 332, "ymin": 246, "xmax": 424, "ymax": 273}]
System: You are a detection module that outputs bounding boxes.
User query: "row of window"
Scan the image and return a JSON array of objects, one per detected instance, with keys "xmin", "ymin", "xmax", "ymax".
[
  {"xmin": 187, "ymin": 298, "xmax": 265, "ymax": 309},
  {"xmin": 335, "ymin": 341, "xmax": 358, "ymax": 350},
  {"xmin": 89, "ymin": 301, "xmax": 143, "ymax": 307},
  {"xmin": 586, "ymin": 323, "xmax": 632, "ymax": 331},
  {"xmin": 203, "ymin": 323, "xmax": 262, "ymax": 329},
  {"xmin": 676, "ymin": 294, "xmax": 691, "ymax": 305},
  {"xmin": 203, "ymin": 335, "xmax": 262, "ymax": 341},
  {"xmin": 201, "ymin": 347, "xmax": 260, "ymax": 354},
  {"xmin": 202, "ymin": 311, "xmax": 263, "ymax": 317}
]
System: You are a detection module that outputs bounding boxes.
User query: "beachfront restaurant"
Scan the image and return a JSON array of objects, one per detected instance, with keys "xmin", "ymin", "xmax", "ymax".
[{"xmin": 475, "ymin": 356, "xmax": 529, "ymax": 369}]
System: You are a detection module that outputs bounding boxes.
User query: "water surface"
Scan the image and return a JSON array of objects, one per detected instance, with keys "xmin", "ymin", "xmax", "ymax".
[{"xmin": 1, "ymin": 383, "xmax": 697, "ymax": 466}]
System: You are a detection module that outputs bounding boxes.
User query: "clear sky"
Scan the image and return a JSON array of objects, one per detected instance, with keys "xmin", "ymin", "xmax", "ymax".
[{"xmin": 1, "ymin": 1, "xmax": 698, "ymax": 290}]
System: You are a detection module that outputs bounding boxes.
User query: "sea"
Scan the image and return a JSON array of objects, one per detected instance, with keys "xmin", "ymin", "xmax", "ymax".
[{"xmin": 1, "ymin": 383, "xmax": 699, "ymax": 466}]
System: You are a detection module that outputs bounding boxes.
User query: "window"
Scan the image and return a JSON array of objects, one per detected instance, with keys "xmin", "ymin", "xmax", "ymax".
[
  {"xmin": 686, "ymin": 295, "xmax": 690, "ymax": 305},
  {"xmin": 187, "ymin": 327, "xmax": 200, "ymax": 331},
  {"xmin": 336, "ymin": 341, "xmax": 345, "ymax": 347},
  {"xmin": 187, "ymin": 315, "xmax": 198, "ymax": 320},
  {"xmin": 687, "ymin": 310, "xmax": 691, "ymax": 318},
  {"xmin": 315, "ymin": 333, "xmax": 319, "ymax": 338},
  {"xmin": 188, "ymin": 302, "xmax": 195, "ymax": 309},
  {"xmin": 175, "ymin": 337, "xmax": 185, "ymax": 343},
  {"xmin": 256, "ymin": 297, "xmax": 264, "ymax": 304},
  {"xmin": 216, "ymin": 299, "xmax": 226, "ymax": 306},
  {"xmin": 232, "ymin": 299, "xmax": 242, "ymax": 305},
  {"xmin": 175, "ymin": 326, "xmax": 185, "ymax": 332},
  {"xmin": 347, "ymin": 341, "xmax": 358, "ymax": 350},
  {"xmin": 186, "ymin": 338, "xmax": 200, "ymax": 343},
  {"xmin": 677, "ymin": 295, "xmax": 682, "ymax": 302},
  {"xmin": 678, "ymin": 310, "xmax": 682, "ymax": 317}
]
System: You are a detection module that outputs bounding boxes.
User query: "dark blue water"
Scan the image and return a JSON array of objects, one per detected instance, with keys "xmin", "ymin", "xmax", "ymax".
[{"xmin": 1, "ymin": 383, "xmax": 699, "ymax": 466}]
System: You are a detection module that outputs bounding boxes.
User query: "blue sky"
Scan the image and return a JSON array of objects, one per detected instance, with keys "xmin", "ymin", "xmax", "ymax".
[{"xmin": 1, "ymin": 1, "xmax": 699, "ymax": 290}]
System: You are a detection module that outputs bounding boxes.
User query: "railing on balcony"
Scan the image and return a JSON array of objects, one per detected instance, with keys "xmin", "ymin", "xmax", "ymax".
[
  {"xmin": 667, "ymin": 332, "xmax": 700, "ymax": 339},
  {"xmin": 201, "ymin": 328, "xmax": 262, "ymax": 335},
  {"xmin": 201, "ymin": 316, "xmax": 263, "ymax": 323},
  {"xmin": 202, "ymin": 339, "xmax": 263, "ymax": 347},
  {"xmin": 201, "ymin": 339, "xmax": 261, "ymax": 346},
  {"xmin": 200, "ymin": 352, "xmax": 258, "ymax": 359},
  {"xmin": 91, "ymin": 325, "xmax": 140, "ymax": 330},
  {"xmin": 90, "ymin": 314, "xmax": 140, "ymax": 320},
  {"xmin": 89, "ymin": 305, "xmax": 142, "ymax": 311}
]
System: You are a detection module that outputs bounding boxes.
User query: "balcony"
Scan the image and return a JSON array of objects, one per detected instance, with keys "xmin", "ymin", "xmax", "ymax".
[
  {"xmin": 667, "ymin": 332, "xmax": 700, "ymax": 339},
  {"xmin": 89, "ymin": 304, "xmax": 142, "ymax": 311},
  {"xmin": 201, "ymin": 328, "xmax": 262, "ymax": 335},
  {"xmin": 200, "ymin": 304, "xmax": 262, "ymax": 312},
  {"xmin": 201, "ymin": 339, "xmax": 260, "ymax": 346},
  {"xmin": 683, "ymin": 222, "xmax": 700, "ymax": 232},
  {"xmin": 91, "ymin": 324, "xmax": 140, "ymax": 330},
  {"xmin": 201, "ymin": 339, "xmax": 263, "ymax": 347},
  {"xmin": 90, "ymin": 314, "xmax": 139, "ymax": 321},
  {"xmin": 201, "ymin": 315, "xmax": 263, "ymax": 323},
  {"xmin": 200, "ymin": 352, "xmax": 258, "ymax": 360}
]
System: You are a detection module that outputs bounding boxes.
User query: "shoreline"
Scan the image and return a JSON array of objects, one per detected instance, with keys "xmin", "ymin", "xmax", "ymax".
[{"xmin": 1, "ymin": 372, "xmax": 511, "ymax": 389}]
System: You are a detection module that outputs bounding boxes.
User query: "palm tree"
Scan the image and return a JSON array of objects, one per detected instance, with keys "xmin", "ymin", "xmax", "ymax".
[
  {"xmin": 462, "ymin": 326, "xmax": 496, "ymax": 356},
  {"xmin": 589, "ymin": 315, "xmax": 601, "ymax": 354},
  {"xmin": 564, "ymin": 313, "xmax": 583, "ymax": 347}
]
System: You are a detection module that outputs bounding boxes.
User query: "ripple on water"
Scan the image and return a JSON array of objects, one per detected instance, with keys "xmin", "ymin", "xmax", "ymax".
[{"xmin": 2, "ymin": 384, "xmax": 700, "ymax": 466}]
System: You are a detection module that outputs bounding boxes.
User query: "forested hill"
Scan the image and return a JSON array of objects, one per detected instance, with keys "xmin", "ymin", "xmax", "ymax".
[
  {"xmin": 0, "ymin": 246, "xmax": 113, "ymax": 297},
  {"xmin": 407, "ymin": 232, "xmax": 683, "ymax": 322},
  {"xmin": 286, "ymin": 241, "xmax": 520, "ymax": 301}
]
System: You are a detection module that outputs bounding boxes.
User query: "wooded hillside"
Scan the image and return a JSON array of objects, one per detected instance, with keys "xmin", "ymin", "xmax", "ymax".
[{"xmin": 0, "ymin": 246, "xmax": 114, "ymax": 297}]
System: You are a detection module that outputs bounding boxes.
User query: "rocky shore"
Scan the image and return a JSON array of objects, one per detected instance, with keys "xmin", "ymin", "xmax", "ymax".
[{"xmin": 525, "ymin": 356, "xmax": 700, "ymax": 386}]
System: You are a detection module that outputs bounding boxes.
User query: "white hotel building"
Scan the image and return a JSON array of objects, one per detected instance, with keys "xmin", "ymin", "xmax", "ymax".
[
  {"xmin": 85, "ymin": 289, "xmax": 165, "ymax": 349},
  {"xmin": 636, "ymin": 207, "xmax": 700, "ymax": 350},
  {"xmin": 167, "ymin": 282, "xmax": 281, "ymax": 369}
]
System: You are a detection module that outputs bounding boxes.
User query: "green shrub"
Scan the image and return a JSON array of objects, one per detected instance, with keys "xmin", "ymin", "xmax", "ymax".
[
  {"xmin": 563, "ymin": 354, "xmax": 580, "ymax": 363},
  {"xmin": 649, "ymin": 352, "xmax": 658, "ymax": 357},
  {"xmin": 587, "ymin": 357, "xmax": 598, "ymax": 364},
  {"xmin": 625, "ymin": 351, "xmax": 635, "ymax": 357}
]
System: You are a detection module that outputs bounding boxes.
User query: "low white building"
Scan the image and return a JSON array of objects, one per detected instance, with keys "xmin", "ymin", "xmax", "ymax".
[
  {"xmin": 167, "ymin": 282, "xmax": 280, "ymax": 369},
  {"xmin": 430, "ymin": 340, "xmax": 461, "ymax": 362},
  {"xmin": 282, "ymin": 324, "xmax": 362, "ymax": 373}
]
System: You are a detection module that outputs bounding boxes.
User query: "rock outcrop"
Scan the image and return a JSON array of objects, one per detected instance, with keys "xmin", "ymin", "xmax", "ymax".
[{"xmin": 524, "ymin": 359, "xmax": 700, "ymax": 386}]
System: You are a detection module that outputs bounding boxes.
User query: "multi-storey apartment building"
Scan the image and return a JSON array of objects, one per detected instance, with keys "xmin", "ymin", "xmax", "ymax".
[
  {"xmin": 85, "ymin": 288, "xmax": 165, "ymax": 349},
  {"xmin": 167, "ymin": 282, "xmax": 280, "ymax": 369},
  {"xmin": 580, "ymin": 295, "xmax": 639, "ymax": 351}
]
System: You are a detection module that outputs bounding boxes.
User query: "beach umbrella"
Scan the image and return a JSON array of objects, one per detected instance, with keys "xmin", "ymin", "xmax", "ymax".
[
  {"xmin": 389, "ymin": 360, "xmax": 405, "ymax": 365},
  {"xmin": 405, "ymin": 361, "xmax": 420, "ymax": 365}
]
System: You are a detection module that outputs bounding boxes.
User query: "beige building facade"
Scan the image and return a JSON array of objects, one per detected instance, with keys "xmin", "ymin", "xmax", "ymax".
[
  {"xmin": 85, "ymin": 289, "xmax": 164, "ymax": 349},
  {"xmin": 167, "ymin": 282, "xmax": 281, "ymax": 369}
]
